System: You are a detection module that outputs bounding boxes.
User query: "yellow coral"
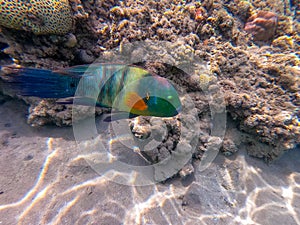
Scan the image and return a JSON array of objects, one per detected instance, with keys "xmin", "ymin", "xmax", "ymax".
[
  {"xmin": 199, "ymin": 73, "xmax": 212, "ymax": 90},
  {"xmin": 0, "ymin": 0, "xmax": 73, "ymax": 35}
]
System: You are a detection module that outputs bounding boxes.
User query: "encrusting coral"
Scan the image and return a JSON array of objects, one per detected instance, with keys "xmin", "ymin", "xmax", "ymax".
[{"xmin": 0, "ymin": 0, "xmax": 73, "ymax": 35}]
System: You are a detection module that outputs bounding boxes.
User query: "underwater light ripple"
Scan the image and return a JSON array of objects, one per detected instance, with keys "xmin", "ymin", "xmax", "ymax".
[{"xmin": 0, "ymin": 138, "xmax": 58, "ymax": 211}]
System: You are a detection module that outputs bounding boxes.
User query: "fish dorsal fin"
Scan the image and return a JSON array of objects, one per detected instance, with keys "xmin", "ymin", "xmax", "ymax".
[
  {"xmin": 54, "ymin": 64, "xmax": 129, "ymax": 78},
  {"xmin": 125, "ymin": 92, "xmax": 148, "ymax": 111}
]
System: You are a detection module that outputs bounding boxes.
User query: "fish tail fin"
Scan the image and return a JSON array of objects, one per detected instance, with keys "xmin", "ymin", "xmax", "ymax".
[{"xmin": 0, "ymin": 65, "xmax": 80, "ymax": 98}]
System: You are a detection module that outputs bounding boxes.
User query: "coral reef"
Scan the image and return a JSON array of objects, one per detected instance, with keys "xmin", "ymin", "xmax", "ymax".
[
  {"xmin": 0, "ymin": 0, "xmax": 299, "ymax": 176},
  {"xmin": 129, "ymin": 93, "xmax": 199, "ymax": 181},
  {"xmin": 0, "ymin": 0, "xmax": 73, "ymax": 35}
]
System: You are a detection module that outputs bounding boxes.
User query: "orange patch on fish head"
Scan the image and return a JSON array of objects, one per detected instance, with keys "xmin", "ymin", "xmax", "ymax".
[{"xmin": 125, "ymin": 92, "xmax": 148, "ymax": 111}]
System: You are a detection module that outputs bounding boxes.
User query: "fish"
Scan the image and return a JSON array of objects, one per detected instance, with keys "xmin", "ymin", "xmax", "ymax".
[{"xmin": 0, "ymin": 64, "xmax": 182, "ymax": 121}]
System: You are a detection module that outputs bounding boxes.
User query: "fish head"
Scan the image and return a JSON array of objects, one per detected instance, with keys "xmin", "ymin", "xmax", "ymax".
[{"xmin": 124, "ymin": 75, "xmax": 182, "ymax": 117}]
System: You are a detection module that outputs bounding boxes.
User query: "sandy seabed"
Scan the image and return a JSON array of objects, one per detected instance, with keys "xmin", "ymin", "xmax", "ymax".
[{"xmin": 0, "ymin": 98, "xmax": 299, "ymax": 225}]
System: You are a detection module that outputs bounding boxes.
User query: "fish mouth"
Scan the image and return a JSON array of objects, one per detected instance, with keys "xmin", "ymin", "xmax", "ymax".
[
  {"xmin": 173, "ymin": 105, "xmax": 182, "ymax": 116},
  {"xmin": 178, "ymin": 105, "xmax": 182, "ymax": 112}
]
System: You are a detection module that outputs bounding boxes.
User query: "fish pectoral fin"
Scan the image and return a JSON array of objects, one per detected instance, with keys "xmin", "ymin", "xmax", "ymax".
[
  {"xmin": 103, "ymin": 112, "xmax": 139, "ymax": 122},
  {"xmin": 125, "ymin": 92, "xmax": 148, "ymax": 111},
  {"xmin": 57, "ymin": 96, "xmax": 99, "ymax": 107},
  {"xmin": 56, "ymin": 97, "xmax": 74, "ymax": 104}
]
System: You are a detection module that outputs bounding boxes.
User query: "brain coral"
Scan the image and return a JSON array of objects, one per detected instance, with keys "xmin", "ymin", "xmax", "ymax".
[{"xmin": 0, "ymin": 0, "xmax": 73, "ymax": 35}]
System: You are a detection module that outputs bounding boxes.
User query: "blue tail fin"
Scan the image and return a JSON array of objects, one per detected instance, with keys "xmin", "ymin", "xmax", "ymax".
[{"xmin": 0, "ymin": 65, "xmax": 80, "ymax": 98}]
